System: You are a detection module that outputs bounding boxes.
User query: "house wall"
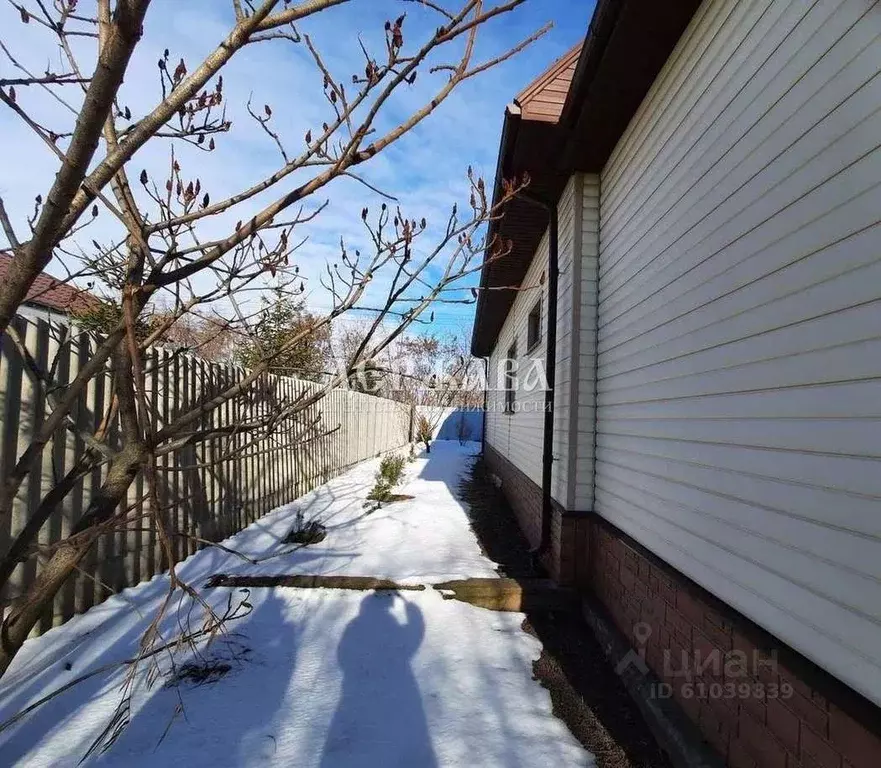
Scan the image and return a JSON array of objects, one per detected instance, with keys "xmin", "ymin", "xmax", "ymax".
[
  {"xmin": 592, "ymin": 0, "xmax": 881, "ymax": 725},
  {"xmin": 485, "ymin": 176, "xmax": 582, "ymax": 515}
]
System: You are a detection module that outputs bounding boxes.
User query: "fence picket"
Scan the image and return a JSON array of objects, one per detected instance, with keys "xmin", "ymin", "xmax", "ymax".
[{"xmin": 0, "ymin": 318, "xmax": 409, "ymax": 635}]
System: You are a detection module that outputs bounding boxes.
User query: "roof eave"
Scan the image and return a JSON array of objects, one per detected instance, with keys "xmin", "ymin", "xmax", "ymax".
[
  {"xmin": 561, "ymin": 0, "xmax": 704, "ymax": 171},
  {"xmin": 470, "ymin": 103, "xmax": 522, "ymax": 356},
  {"xmin": 470, "ymin": 0, "xmax": 705, "ymax": 357}
]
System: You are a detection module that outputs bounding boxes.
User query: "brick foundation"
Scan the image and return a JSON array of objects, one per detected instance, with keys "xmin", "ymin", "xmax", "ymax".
[
  {"xmin": 481, "ymin": 444, "xmax": 881, "ymax": 768},
  {"xmin": 589, "ymin": 517, "xmax": 881, "ymax": 768},
  {"xmin": 483, "ymin": 443, "xmax": 588, "ymax": 585},
  {"xmin": 484, "ymin": 443, "xmax": 543, "ymax": 548}
]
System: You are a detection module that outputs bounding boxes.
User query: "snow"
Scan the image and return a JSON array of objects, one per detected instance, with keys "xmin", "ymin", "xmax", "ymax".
[{"xmin": 0, "ymin": 442, "xmax": 593, "ymax": 767}]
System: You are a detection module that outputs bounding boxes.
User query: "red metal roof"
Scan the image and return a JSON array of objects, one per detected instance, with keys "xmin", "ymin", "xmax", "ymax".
[
  {"xmin": 0, "ymin": 254, "xmax": 100, "ymax": 315},
  {"xmin": 515, "ymin": 45, "xmax": 580, "ymax": 123}
]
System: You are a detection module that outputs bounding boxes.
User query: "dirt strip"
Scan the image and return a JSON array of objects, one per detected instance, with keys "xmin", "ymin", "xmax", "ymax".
[{"xmin": 459, "ymin": 457, "xmax": 673, "ymax": 768}]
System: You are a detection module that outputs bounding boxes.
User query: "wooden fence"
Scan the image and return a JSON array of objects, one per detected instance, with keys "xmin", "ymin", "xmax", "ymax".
[{"xmin": 0, "ymin": 316, "xmax": 411, "ymax": 635}]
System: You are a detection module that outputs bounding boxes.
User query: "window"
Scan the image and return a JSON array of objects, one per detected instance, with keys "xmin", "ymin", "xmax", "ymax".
[
  {"xmin": 504, "ymin": 341, "xmax": 517, "ymax": 414},
  {"xmin": 526, "ymin": 297, "xmax": 542, "ymax": 352}
]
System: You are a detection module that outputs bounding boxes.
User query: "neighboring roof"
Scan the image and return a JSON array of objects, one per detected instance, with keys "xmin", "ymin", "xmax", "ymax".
[
  {"xmin": 0, "ymin": 254, "xmax": 100, "ymax": 315},
  {"xmin": 515, "ymin": 44, "xmax": 580, "ymax": 123},
  {"xmin": 471, "ymin": 0, "xmax": 704, "ymax": 356}
]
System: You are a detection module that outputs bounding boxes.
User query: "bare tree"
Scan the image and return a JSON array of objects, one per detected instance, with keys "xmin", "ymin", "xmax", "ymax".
[
  {"xmin": 395, "ymin": 332, "xmax": 483, "ymax": 444},
  {"xmin": 332, "ymin": 322, "xmax": 478, "ymax": 400},
  {"xmin": 154, "ymin": 311, "xmax": 239, "ymax": 364},
  {"xmin": 330, "ymin": 322, "xmax": 483, "ymax": 452},
  {"xmin": 0, "ymin": 0, "xmax": 544, "ymax": 694},
  {"xmin": 390, "ymin": 332, "xmax": 479, "ymax": 405}
]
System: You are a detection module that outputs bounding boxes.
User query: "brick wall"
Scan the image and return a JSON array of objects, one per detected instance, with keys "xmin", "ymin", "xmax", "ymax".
[
  {"xmin": 483, "ymin": 443, "xmax": 588, "ymax": 585},
  {"xmin": 589, "ymin": 519, "xmax": 881, "ymax": 768},
  {"xmin": 484, "ymin": 443, "xmax": 542, "ymax": 548}
]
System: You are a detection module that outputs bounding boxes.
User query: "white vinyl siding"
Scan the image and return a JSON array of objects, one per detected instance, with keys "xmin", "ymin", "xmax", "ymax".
[
  {"xmin": 595, "ymin": 0, "xmax": 881, "ymax": 707},
  {"xmin": 485, "ymin": 177, "xmax": 581, "ymax": 505}
]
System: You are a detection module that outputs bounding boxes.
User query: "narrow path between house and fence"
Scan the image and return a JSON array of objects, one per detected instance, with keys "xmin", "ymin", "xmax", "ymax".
[{"xmin": 0, "ymin": 441, "xmax": 666, "ymax": 767}]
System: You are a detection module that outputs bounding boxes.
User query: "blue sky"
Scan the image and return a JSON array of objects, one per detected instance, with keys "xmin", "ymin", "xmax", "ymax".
[{"xmin": 0, "ymin": 0, "xmax": 594, "ymax": 338}]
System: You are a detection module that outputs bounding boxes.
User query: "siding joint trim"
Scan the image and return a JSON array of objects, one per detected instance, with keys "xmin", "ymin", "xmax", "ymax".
[
  {"xmin": 566, "ymin": 174, "xmax": 585, "ymax": 510},
  {"xmin": 589, "ymin": 175, "xmax": 601, "ymax": 511}
]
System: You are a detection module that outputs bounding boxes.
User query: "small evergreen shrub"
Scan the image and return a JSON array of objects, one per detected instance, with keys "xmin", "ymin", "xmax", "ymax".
[
  {"xmin": 367, "ymin": 478, "xmax": 394, "ymax": 503},
  {"xmin": 379, "ymin": 453, "xmax": 406, "ymax": 485},
  {"xmin": 367, "ymin": 453, "xmax": 410, "ymax": 504}
]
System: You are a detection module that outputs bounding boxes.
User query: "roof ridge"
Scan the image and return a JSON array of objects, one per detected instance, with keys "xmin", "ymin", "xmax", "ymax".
[{"xmin": 515, "ymin": 43, "xmax": 581, "ymax": 109}]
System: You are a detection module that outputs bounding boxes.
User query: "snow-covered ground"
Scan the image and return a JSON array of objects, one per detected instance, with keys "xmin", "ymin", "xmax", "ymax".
[{"xmin": 0, "ymin": 442, "xmax": 593, "ymax": 767}]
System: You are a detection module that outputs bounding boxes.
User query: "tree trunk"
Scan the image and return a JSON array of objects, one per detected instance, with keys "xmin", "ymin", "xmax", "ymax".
[
  {"xmin": 0, "ymin": 460, "xmax": 93, "ymax": 594},
  {"xmin": 0, "ymin": 539, "xmax": 90, "ymax": 676},
  {"xmin": 0, "ymin": 335, "xmax": 150, "ymax": 678},
  {"xmin": 0, "ymin": 445, "xmax": 144, "ymax": 677}
]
